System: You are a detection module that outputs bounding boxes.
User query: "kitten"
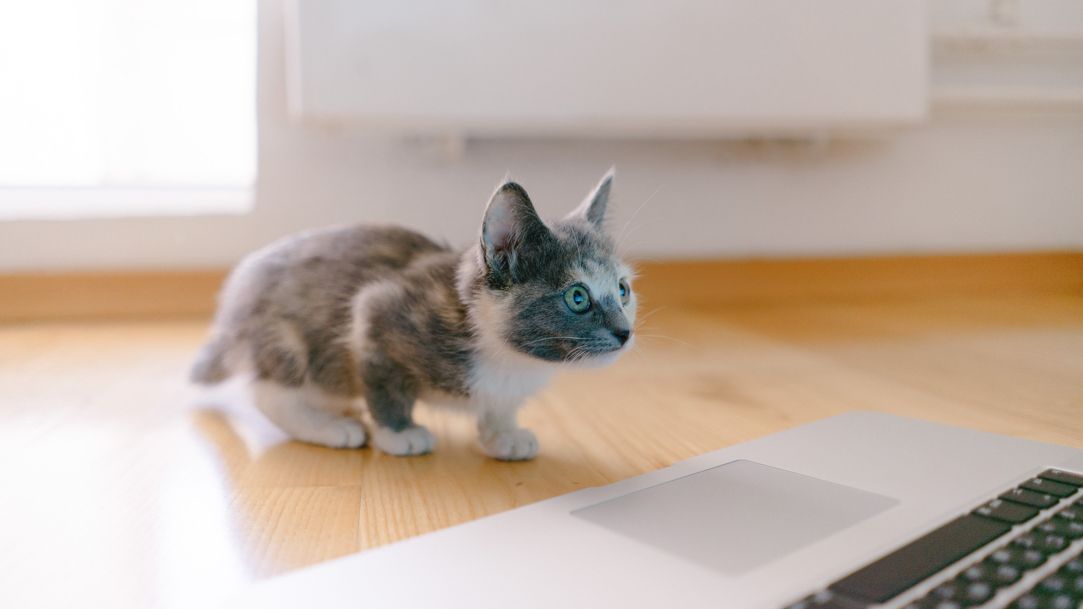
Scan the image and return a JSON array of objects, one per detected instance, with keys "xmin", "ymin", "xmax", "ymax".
[{"xmin": 190, "ymin": 171, "xmax": 636, "ymax": 461}]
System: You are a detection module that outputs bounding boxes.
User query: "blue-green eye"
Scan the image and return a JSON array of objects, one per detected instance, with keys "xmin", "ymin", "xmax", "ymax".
[
  {"xmin": 563, "ymin": 285, "xmax": 591, "ymax": 313},
  {"xmin": 619, "ymin": 280, "xmax": 630, "ymax": 306}
]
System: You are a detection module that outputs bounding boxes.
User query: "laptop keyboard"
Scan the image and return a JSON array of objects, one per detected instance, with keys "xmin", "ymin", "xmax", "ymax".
[{"xmin": 785, "ymin": 469, "xmax": 1083, "ymax": 609}]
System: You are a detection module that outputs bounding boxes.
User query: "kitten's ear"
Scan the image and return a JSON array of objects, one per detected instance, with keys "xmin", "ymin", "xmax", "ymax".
[
  {"xmin": 481, "ymin": 181, "xmax": 552, "ymax": 281},
  {"xmin": 565, "ymin": 167, "xmax": 614, "ymax": 229}
]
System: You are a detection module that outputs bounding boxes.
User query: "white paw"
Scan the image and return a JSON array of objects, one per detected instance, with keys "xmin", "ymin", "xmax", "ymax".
[
  {"xmin": 480, "ymin": 428, "xmax": 538, "ymax": 461},
  {"xmin": 307, "ymin": 418, "xmax": 367, "ymax": 449},
  {"xmin": 373, "ymin": 425, "xmax": 436, "ymax": 456}
]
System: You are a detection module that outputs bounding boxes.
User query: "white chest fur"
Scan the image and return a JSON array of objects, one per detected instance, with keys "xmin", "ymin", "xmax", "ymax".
[
  {"xmin": 417, "ymin": 347, "xmax": 555, "ymax": 418},
  {"xmin": 467, "ymin": 346, "xmax": 557, "ymax": 413},
  {"xmin": 458, "ymin": 266, "xmax": 559, "ymax": 414}
]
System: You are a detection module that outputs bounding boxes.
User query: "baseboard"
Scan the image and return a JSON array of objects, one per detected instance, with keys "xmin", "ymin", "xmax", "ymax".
[
  {"xmin": 0, "ymin": 270, "xmax": 229, "ymax": 322},
  {"xmin": 1, "ymin": 252, "xmax": 1080, "ymax": 322},
  {"xmin": 632, "ymin": 252, "xmax": 1083, "ymax": 308}
]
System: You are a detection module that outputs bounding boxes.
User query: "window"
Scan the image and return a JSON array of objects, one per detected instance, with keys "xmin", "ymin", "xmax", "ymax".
[{"xmin": 0, "ymin": 0, "xmax": 257, "ymax": 219}]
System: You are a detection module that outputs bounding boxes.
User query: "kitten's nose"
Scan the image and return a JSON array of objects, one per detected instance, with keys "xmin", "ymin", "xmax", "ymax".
[{"xmin": 612, "ymin": 328, "xmax": 631, "ymax": 346}]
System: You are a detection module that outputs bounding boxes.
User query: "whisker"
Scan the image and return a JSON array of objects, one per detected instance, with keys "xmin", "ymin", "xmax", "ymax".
[
  {"xmin": 623, "ymin": 255, "xmax": 666, "ymax": 266},
  {"xmin": 634, "ymin": 306, "xmax": 666, "ymax": 325},
  {"xmin": 616, "ymin": 185, "xmax": 662, "ymax": 251},
  {"xmin": 616, "ymin": 214, "xmax": 665, "ymax": 254},
  {"xmin": 520, "ymin": 336, "xmax": 586, "ymax": 347},
  {"xmin": 618, "ymin": 238, "xmax": 665, "ymax": 256},
  {"xmin": 624, "ymin": 341, "xmax": 653, "ymax": 366},
  {"xmin": 633, "ymin": 326, "xmax": 669, "ymax": 333},
  {"xmin": 633, "ymin": 333, "xmax": 692, "ymax": 347}
]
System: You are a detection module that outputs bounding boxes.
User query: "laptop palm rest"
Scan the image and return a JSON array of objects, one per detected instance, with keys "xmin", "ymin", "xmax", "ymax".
[{"xmin": 572, "ymin": 460, "xmax": 899, "ymax": 574}]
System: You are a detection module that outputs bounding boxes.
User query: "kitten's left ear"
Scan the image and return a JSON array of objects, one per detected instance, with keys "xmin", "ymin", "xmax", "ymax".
[
  {"xmin": 481, "ymin": 181, "xmax": 553, "ymax": 283},
  {"xmin": 565, "ymin": 167, "xmax": 614, "ymax": 229}
]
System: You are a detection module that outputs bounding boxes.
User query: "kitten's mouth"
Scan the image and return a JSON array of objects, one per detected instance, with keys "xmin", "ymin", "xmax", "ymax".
[
  {"xmin": 567, "ymin": 336, "xmax": 632, "ymax": 367},
  {"xmin": 570, "ymin": 349, "xmax": 624, "ymax": 369},
  {"xmin": 519, "ymin": 334, "xmax": 632, "ymax": 364}
]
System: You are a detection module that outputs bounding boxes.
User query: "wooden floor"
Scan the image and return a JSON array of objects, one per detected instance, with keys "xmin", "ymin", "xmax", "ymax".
[{"xmin": 1, "ymin": 291, "xmax": 1082, "ymax": 608}]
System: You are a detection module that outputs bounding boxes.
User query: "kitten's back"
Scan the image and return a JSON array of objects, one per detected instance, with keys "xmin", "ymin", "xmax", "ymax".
[{"xmin": 191, "ymin": 224, "xmax": 451, "ymax": 387}]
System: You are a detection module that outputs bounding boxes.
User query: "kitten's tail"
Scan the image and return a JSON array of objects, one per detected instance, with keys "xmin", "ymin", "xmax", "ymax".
[{"xmin": 190, "ymin": 337, "xmax": 234, "ymax": 384}]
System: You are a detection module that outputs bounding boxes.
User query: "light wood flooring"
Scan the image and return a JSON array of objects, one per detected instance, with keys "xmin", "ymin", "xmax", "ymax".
[{"xmin": 1, "ymin": 292, "xmax": 1082, "ymax": 608}]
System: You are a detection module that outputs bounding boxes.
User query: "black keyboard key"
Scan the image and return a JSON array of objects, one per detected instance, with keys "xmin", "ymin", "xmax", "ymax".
[
  {"xmin": 1039, "ymin": 517, "xmax": 1083, "ymax": 540},
  {"xmin": 935, "ymin": 574, "xmax": 996, "ymax": 606},
  {"xmin": 1042, "ymin": 596, "xmax": 1078, "ymax": 609},
  {"xmin": 988, "ymin": 545, "xmax": 1048, "ymax": 570},
  {"xmin": 961, "ymin": 560, "xmax": 1020, "ymax": 589},
  {"xmin": 1023, "ymin": 478, "xmax": 1078, "ymax": 498},
  {"xmin": 829, "ymin": 515, "xmax": 1011, "ymax": 603},
  {"xmin": 974, "ymin": 499, "xmax": 1040, "ymax": 524},
  {"xmin": 1058, "ymin": 506, "xmax": 1082, "ymax": 522},
  {"xmin": 1029, "ymin": 593, "xmax": 1082, "ymax": 609},
  {"xmin": 960, "ymin": 563, "xmax": 988, "ymax": 581},
  {"xmin": 961, "ymin": 559, "xmax": 987, "ymax": 576},
  {"xmin": 1041, "ymin": 470, "xmax": 1083, "ymax": 487},
  {"xmin": 1037, "ymin": 574, "xmax": 1068, "ymax": 594},
  {"xmin": 1059, "ymin": 572, "xmax": 1083, "ymax": 594},
  {"xmin": 1013, "ymin": 532, "xmax": 1069, "ymax": 555},
  {"xmin": 1040, "ymin": 581, "xmax": 1083, "ymax": 609},
  {"xmin": 1037, "ymin": 534, "xmax": 1070, "ymax": 554},
  {"xmin": 931, "ymin": 582, "xmax": 960, "ymax": 600},
  {"xmin": 1002, "ymin": 488, "xmax": 1060, "ymax": 509},
  {"xmin": 960, "ymin": 581, "xmax": 995, "ymax": 604},
  {"xmin": 1012, "ymin": 594, "xmax": 1040, "ymax": 609},
  {"xmin": 989, "ymin": 562, "xmax": 1023, "ymax": 585}
]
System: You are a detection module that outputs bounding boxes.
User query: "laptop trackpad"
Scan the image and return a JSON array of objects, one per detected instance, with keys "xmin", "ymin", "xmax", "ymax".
[{"xmin": 572, "ymin": 460, "xmax": 898, "ymax": 574}]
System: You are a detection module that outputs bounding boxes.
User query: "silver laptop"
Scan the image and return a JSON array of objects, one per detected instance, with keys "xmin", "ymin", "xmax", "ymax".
[{"xmin": 226, "ymin": 411, "xmax": 1083, "ymax": 609}]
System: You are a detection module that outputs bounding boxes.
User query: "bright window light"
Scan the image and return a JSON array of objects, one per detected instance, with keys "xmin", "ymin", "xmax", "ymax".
[{"xmin": 0, "ymin": 0, "xmax": 256, "ymax": 219}]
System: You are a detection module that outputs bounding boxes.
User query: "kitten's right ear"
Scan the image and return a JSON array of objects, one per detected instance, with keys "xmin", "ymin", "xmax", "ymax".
[
  {"xmin": 565, "ymin": 167, "xmax": 614, "ymax": 229},
  {"xmin": 481, "ymin": 182, "xmax": 552, "ymax": 283}
]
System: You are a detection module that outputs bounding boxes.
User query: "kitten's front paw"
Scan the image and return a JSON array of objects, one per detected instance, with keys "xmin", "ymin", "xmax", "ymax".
[
  {"xmin": 480, "ymin": 428, "xmax": 538, "ymax": 461},
  {"xmin": 302, "ymin": 418, "xmax": 367, "ymax": 449},
  {"xmin": 331, "ymin": 419, "xmax": 368, "ymax": 449},
  {"xmin": 373, "ymin": 425, "xmax": 436, "ymax": 456}
]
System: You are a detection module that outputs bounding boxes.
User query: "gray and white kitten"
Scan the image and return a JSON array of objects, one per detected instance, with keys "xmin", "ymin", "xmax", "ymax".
[{"xmin": 191, "ymin": 171, "xmax": 635, "ymax": 461}]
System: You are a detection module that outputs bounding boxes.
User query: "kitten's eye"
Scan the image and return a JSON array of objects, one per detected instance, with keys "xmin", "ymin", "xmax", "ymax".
[
  {"xmin": 619, "ymin": 280, "xmax": 631, "ymax": 306},
  {"xmin": 563, "ymin": 285, "xmax": 591, "ymax": 313}
]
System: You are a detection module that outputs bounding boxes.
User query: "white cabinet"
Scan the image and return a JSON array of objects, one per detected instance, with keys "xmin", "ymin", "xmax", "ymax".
[{"xmin": 285, "ymin": 0, "xmax": 928, "ymax": 138}]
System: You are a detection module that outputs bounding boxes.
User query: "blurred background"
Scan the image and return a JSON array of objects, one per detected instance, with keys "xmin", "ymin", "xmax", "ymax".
[
  {"xmin": 1, "ymin": 4, "xmax": 1081, "ymax": 608},
  {"xmin": 0, "ymin": 0, "xmax": 1080, "ymax": 274}
]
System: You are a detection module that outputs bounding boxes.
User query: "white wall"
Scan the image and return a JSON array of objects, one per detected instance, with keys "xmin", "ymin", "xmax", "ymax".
[{"xmin": 0, "ymin": 0, "xmax": 1080, "ymax": 273}]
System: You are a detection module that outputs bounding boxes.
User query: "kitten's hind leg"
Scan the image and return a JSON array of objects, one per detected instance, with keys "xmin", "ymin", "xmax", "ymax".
[
  {"xmin": 365, "ymin": 378, "xmax": 435, "ymax": 456},
  {"xmin": 251, "ymin": 380, "xmax": 367, "ymax": 449},
  {"xmin": 190, "ymin": 337, "xmax": 234, "ymax": 384}
]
